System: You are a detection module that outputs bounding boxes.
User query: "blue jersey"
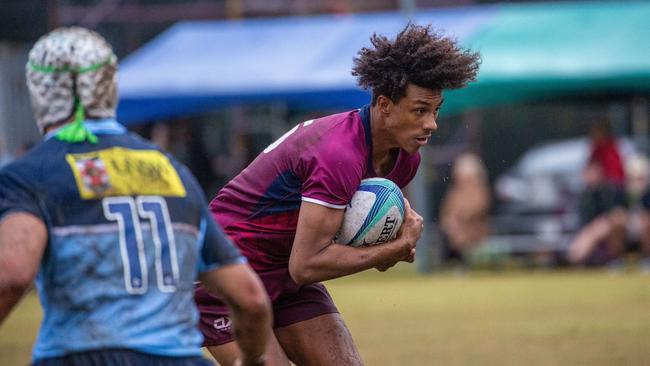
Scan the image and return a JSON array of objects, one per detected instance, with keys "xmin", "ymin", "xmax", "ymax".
[{"xmin": 0, "ymin": 120, "xmax": 245, "ymax": 361}]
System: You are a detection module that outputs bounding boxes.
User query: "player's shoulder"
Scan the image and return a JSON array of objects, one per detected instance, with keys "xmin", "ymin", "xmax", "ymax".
[
  {"xmin": 307, "ymin": 109, "xmax": 366, "ymax": 151},
  {"xmin": 295, "ymin": 113, "xmax": 367, "ymax": 181},
  {"xmin": 0, "ymin": 140, "xmax": 58, "ymax": 179},
  {"xmin": 313, "ymin": 108, "xmax": 362, "ymax": 134}
]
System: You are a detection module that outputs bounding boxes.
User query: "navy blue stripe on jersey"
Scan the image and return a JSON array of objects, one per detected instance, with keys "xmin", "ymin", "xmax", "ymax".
[
  {"xmin": 358, "ymin": 105, "xmax": 372, "ymax": 170},
  {"xmin": 249, "ymin": 170, "xmax": 302, "ymax": 219}
]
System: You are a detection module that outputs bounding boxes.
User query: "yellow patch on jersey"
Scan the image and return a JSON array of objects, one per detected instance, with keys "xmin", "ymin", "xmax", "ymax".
[{"xmin": 65, "ymin": 147, "xmax": 186, "ymax": 199}]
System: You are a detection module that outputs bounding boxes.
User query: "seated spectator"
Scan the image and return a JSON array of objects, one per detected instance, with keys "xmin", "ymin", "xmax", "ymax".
[
  {"xmin": 568, "ymin": 155, "xmax": 650, "ymax": 270},
  {"xmin": 439, "ymin": 153, "xmax": 491, "ymax": 266}
]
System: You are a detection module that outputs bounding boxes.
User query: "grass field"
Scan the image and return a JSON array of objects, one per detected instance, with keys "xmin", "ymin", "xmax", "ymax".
[{"xmin": 1, "ymin": 268, "xmax": 649, "ymax": 365}]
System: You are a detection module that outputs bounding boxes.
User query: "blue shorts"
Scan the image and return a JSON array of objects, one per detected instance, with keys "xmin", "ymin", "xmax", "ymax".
[{"xmin": 32, "ymin": 349, "xmax": 214, "ymax": 366}]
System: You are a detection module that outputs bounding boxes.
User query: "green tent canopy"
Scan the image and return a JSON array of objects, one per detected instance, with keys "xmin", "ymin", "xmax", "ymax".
[{"xmin": 444, "ymin": 1, "xmax": 650, "ymax": 114}]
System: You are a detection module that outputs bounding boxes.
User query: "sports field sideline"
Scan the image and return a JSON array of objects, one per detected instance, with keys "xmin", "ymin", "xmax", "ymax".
[{"xmin": 2, "ymin": 267, "xmax": 649, "ymax": 365}]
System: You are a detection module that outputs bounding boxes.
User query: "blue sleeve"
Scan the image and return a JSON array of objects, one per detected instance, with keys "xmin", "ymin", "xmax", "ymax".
[{"xmin": 0, "ymin": 166, "xmax": 44, "ymax": 222}]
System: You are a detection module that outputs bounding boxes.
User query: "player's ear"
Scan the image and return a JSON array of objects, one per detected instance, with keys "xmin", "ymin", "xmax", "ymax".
[{"xmin": 376, "ymin": 95, "xmax": 392, "ymax": 115}]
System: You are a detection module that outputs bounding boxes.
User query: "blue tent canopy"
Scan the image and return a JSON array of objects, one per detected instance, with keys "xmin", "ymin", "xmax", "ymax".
[{"xmin": 117, "ymin": 2, "xmax": 650, "ymax": 125}]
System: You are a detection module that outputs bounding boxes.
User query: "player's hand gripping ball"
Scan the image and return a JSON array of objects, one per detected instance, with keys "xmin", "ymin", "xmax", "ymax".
[{"xmin": 334, "ymin": 178, "xmax": 405, "ymax": 247}]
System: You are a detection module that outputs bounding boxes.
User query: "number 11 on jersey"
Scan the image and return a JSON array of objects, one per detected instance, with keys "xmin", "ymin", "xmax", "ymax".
[{"xmin": 103, "ymin": 196, "xmax": 180, "ymax": 294}]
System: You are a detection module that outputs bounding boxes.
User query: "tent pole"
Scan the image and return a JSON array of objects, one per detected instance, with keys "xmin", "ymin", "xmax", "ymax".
[{"xmin": 413, "ymin": 145, "xmax": 437, "ymax": 273}]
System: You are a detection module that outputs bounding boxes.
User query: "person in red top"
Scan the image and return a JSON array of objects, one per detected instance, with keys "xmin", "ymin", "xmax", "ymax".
[{"xmin": 588, "ymin": 122, "xmax": 625, "ymax": 187}]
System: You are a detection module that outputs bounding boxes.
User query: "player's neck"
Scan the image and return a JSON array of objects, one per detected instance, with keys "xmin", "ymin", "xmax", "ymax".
[
  {"xmin": 373, "ymin": 148, "xmax": 399, "ymax": 176},
  {"xmin": 369, "ymin": 106, "xmax": 399, "ymax": 176}
]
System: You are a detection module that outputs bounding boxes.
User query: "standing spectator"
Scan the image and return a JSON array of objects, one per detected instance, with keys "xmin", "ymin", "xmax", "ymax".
[
  {"xmin": 568, "ymin": 155, "xmax": 650, "ymax": 269},
  {"xmin": 0, "ymin": 27, "xmax": 271, "ymax": 366},
  {"xmin": 588, "ymin": 122, "xmax": 625, "ymax": 188},
  {"xmin": 568, "ymin": 159, "xmax": 625, "ymax": 265},
  {"xmin": 568, "ymin": 122, "xmax": 627, "ymax": 267},
  {"xmin": 439, "ymin": 153, "xmax": 491, "ymax": 266}
]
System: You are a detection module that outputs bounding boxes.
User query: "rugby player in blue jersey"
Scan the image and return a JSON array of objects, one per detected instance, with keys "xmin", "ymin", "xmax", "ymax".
[{"xmin": 0, "ymin": 27, "xmax": 271, "ymax": 366}]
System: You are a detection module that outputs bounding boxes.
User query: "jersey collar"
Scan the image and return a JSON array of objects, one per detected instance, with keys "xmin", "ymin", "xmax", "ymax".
[
  {"xmin": 359, "ymin": 104, "xmax": 372, "ymax": 148},
  {"xmin": 358, "ymin": 104, "xmax": 375, "ymax": 175},
  {"xmin": 44, "ymin": 118, "xmax": 126, "ymax": 141}
]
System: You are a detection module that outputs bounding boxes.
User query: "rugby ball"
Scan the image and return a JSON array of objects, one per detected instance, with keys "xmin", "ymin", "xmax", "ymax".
[{"xmin": 335, "ymin": 178, "xmax": 405, "ymax": 247}]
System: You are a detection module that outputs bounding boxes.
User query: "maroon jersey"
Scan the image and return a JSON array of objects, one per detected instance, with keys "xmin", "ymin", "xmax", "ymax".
[{"xmin": 209, "ymin": 105, "xmax": 420, "ymax": 272}]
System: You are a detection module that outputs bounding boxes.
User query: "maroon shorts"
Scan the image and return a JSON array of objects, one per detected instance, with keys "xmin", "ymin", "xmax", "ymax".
[{"xmin": 195, "ymin": 266, "xmax": 339, "ymax": 346}]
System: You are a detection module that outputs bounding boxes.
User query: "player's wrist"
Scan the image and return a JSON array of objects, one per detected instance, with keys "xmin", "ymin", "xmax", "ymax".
[{"xmin": 389, "ymin": 235, "xmax": 412, "ymax": 251}]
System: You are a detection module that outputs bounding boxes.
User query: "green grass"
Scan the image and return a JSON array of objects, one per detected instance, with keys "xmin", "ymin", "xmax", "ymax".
[
  {"xmin": 328, "ymin": 267, "xmax": 650, "ymax": 366},
  {"xmin": 2, "ymin": 268, "xmax": 650, "ymax": 365},
  {"xmin": 1, "ymin": 289, "xmax": 42, "ymax": 365}
]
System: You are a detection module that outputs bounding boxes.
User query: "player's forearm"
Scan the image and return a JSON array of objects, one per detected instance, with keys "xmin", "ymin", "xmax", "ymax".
[
  {"xmin": 231, "ymin": 302, "xmax": 271, "ymax": 366},
  {"xmin": 199, "ymin": 264, "xmax": 271, "ymax": 364},
  {"xmin": 289, "ymin": 239, "xmax": 410, "ymax": 285},
  {"xmin": 0, "ymin": 257, "xmax": 33, "ymax": 324},
  {"xmin": 0, "ymin": 214, "xmax": 47, "ymax": 325}
]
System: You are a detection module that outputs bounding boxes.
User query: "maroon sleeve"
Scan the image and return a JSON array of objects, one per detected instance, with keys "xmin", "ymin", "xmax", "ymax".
[{"xmin": 299, "ymin": 136, "xmax": 364, "ymax": 209}]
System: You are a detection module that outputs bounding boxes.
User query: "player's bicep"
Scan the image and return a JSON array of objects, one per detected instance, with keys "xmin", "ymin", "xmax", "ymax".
[{"xmin": 291, "ymin": 201, "xmax": 345, "ymax": 260}]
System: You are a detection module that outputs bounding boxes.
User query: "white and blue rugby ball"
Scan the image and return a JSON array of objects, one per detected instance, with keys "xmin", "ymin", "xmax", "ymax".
[{"xmin": 335, "ymin": 178, "xmax": 405, "ymax": 247}]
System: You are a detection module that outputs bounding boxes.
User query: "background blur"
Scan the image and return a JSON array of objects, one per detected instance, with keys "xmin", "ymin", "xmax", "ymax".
[
  {"xmin": 3, "ymin": 0, "xmax": 650, "ymax": 271},
  {"xmin": 1, "ymin": 1, "xmax": 650, "ymax": 364}
]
